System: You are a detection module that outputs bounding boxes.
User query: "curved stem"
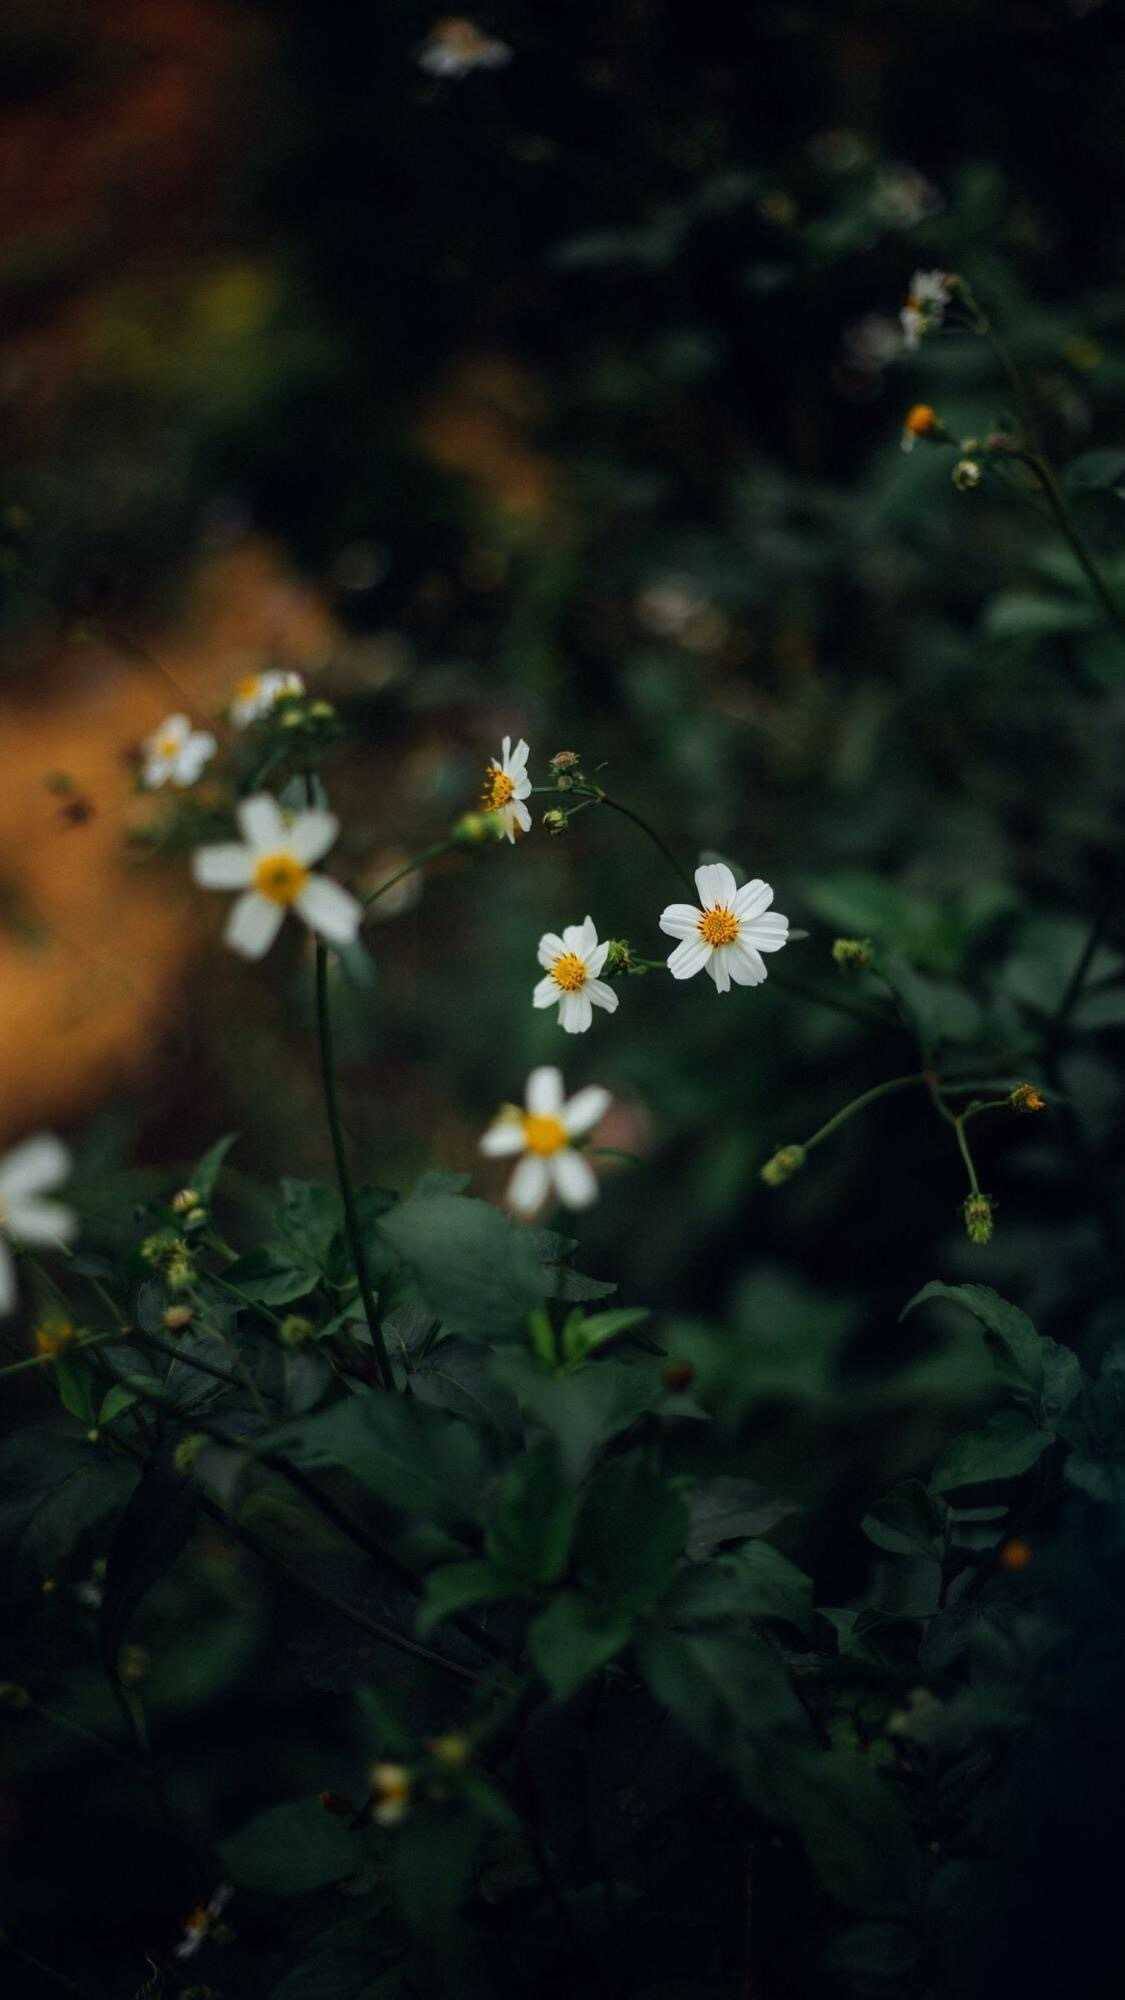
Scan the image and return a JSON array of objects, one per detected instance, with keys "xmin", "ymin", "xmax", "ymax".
[
  {"xmin": 361, "ymin": 839, "xmax": 456, "ymax": 916},
  {"xmin": 801, "ymin": 1073, "xmax": 926, "ymax": 1152},
  {"xmin": 1022, "ymin": 451, "xmax": 1125, "ymax": 639},
  {"xmin": 581, "ymin": 788, "xmax": 697, "ymax": 896},
  {"xmin": 314, "ymin": 939, "xmax": 394, "ymax": 1391}
]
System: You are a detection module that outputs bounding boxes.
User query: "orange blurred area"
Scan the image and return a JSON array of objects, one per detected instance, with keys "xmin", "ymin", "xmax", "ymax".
[{"xmin": 0, "ymin": 542, "xmax": 337, "ymax": 1146}]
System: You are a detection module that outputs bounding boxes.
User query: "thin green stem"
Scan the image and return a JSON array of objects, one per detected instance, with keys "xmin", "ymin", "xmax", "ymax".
[
  {"xmin": 361, "ymin": 839, "xmax": 456, "ymax": 915},
  {"xmin": 1020, "ymin": 450, "xmax": 1125, "ymax": 639},
  {"xmin": 576, "ymin": 787, "xmax": 696, "ymax": 896},
  {"xmin": 0, "ymin": 1329, "xmax": 122, "ymax": 1382},
  {"xmin": 801, "ymin": 1073, "xmax": 926, "ymax": 1152},
  {"xmin": 314, "ymin": 939, "xmax": 394, "ymax": 1391}
]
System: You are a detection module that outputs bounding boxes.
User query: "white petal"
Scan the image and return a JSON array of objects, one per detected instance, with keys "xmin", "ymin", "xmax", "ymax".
[
  {"xmin": 659, "ymin": 903, "xmax": 703, "ymax": 939},
  {"xmin": 561, "ymin": 924, "xmax": 587, "ymax": 952},
  {"xmin": 0, "ymin": 1134, "xmax": 71, "ymax": 1201},
  {"xmin": 174, "ymin": 733, "xmax": 217, "ymax": 785},
  {"xmin": 732, "ymin": 878, "xmax": 773, "ymax": 922},
  {"xmin": 5, "ymin": 1198, "xmax": 78, "ymax": 1247},
  {"xmin": 695, "ymin": 862, "xmax": 738, "ymax": 909},
  {"xmin": 288, "ymin": 809, "xmax": 339, "ymax": 865},
  {"xmin": 526, "ymin": 1067, "xmax": 564, "ymax": 1116},
  {"xmin": 143, "ymin": 760, "xmax": 170, "ymax": 788},
  {"xmin": 500, "ymin": 735, "xmax": 511, "ymax": 766},
  {"xmin": 507, "ymin": 738, "xmax": 530, "ymax": 773},
  {"xmin": 707, "ymin": 951, "xmax": 732, "ymax": 994},
  {"xmin": 513, "ymin": 776, "xmax": 532, "ymax": 801},
  {"xmin": 193, "ymin": 843, "xmax": 254, "ymax": 890},
  {"xmin": 156, "ymin": 713, "xmax": 189, "ymax": 745},
  {"xmin": 0, "ymin": 1239, "xmax": 16, "ymax": 1316},
  {"xmin": 507, "ymin": 1153, "xmax": 551, "ymax": 1215},
  {"xmin": 537, "ymin": 932, "xmax": 568, "ymax": 969},
  {"xmin": 562, "ymin": 1086, "xmax": 611, "ymax": 1138},
  {"xmin": 512, "ymin": 800, "xmax": 532, "ymax": 833},
  {"xmin": 743, "ymin": 911, "xmax": 789, "ymax": 952},
  {"xmin": 224, "ymin": 892, "xmax": 286, "ymax": 959},
  {"xmin": 296, "ymin": 875, "xmax": 362, "ymax": 947},
  {"xmin": 481, "ymin": 1118, "xmax": 526, "ymax": 1157},
  {"xmin": 667, "ymin": 935, "xmax": 711, "ymax": 980},
  {"xmin": 559, "ymin": 990, "xmax": 593, "ymax": 1034},
  {"xmin": 586, "ymin": 940, "xmax": 610, "ymax": 976},
  {"xmin": 237, "ymin": 795, "xmax": 287, "ymax": 852},
  {"xmin": 500, "ymin": 813, "xmax": 517, "ymax": 844},
  {"xmin": 587, "ymin": 979, "xmax": 619, "ymax": 1014},
  {"xmin": 533, "ymin": 975, "xmax": 560, "ymax": 1009},
  {"xmin": 727, "ymin": 940, "xmax": 767, "ymax": 985},
  {"xmin": 579, "ymin": 916, "xmax": 598, "ymax": 954},
  {"xmin": 552, "ymin": 1148, "xmax": 598, "ymax": 1209}
]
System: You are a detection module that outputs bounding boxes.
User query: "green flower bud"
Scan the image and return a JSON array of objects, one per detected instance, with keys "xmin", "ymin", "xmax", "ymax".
[
  {"xmin": 542, "ymin": 809, "xmax": 568, "ymax": 835},
  {"xmin": 761, "ymin": 1144, "xmax": 806, "ymax": 1187},
  {"xmin": 451, "ymin": 811, "xmax": 503, "ymax": 848},
  {"xmin": 308, "ymin": 699, "xmax": 336, "ymax": 721},
  {"xmin": 831, "ymin": 936, "xmax": 873, "ymax": 972},
  {"xmin": 165, "ymin": 1251, "xmax": 195, "ymax": 1292},
  {"xmin": 280, "ymin": 1314, "xmax": 315, "ymax": 1348},
  {"xmin": 603, "ymin": 938, "xmax": 634, "ymax": 975},
  {"xmin": 140, "ymin": 1230, "xmax": 178, "ymax": 1268},
  {"xmin": 962, "ymin": 1193, "xmax": 994, "ymax": 1245},
  {"xmin": 163, "ymin": 1303, "xmax": 194, "ymax": 1331},
  {"xmin": 952, "ymin": 458, "xmax": 982, "ymax": 492},
  {"xmin": 171, "ymin": 1187, "xmax": 200, "ymax": 1215}
]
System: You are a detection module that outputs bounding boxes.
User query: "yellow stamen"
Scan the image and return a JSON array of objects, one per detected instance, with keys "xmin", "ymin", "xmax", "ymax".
[
  {"xmin": 522, "ymin": 1113, "xmax": 567, "ymax": 1157},
  {"xmin": 236, "ymin": 675, "xmax": 261, "ymax": 702},
  {"xmin": 480, "ymin": 765, "xmax": 515, "ymax": 811},
  {"xmin": 158, "ymin": 733, "xmax": 181, "ymax": 758},
  {"xmin": 253, "ymin": 850, "xmax": 308, "ymax": 905},
  {"xmin": 698, "ymin": 906, "xmax": 740, "ymax": 947},
  {"xmin": 551, "ymin": 951, "xmax": 588, "ymax": 991}
]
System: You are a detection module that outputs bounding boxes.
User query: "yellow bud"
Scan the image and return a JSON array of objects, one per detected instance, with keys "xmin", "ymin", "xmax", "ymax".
[
  {"xmin": 171, "ymin": 1188, "xmax": 200, "ymax": 1215},
  {"xmin": 1009, "ymin": 1083, "xmax": 1046, "ymax": 1114},
  {"xmin": 761, "ymin": 1144, "xmax": 806, "ymax": 1188},
  {"xmin": 831, "ymin": 936, "xmax": 873, "ymax": 972}
]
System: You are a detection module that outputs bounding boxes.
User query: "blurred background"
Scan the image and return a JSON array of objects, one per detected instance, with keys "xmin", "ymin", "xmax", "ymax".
[{"xmin": 4, "ymin": 0, "xmax": 1125, "ymax": 1309}]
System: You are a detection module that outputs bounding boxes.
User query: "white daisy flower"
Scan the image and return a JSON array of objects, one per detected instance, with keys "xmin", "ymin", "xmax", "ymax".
[
  {"xmin": 533, "ymin": 916, "xmax": 620, "ymax": 1034},
  {"xmin": 659, "ymin": 863, "xmax": 789, "ymax": 995},
  {"xmin": 900, "ymin": 269, "xmax": 955, "ymax": 349},
  {"xmin": 481, "ymin": 1066, "xmax": 610, "ymax": 1214},
  {"xmin": 0, "ymin": 1135, "xmax": 76, "ymax": 1317},
  {"xmin": 192, "ymin": 794, "xmax": 362, "ymax": 960},
  {"xmin": 141, "ymin": 713, "xmax": 217, "ymax": 790},
  {"xmin": 229, "ymin": 670, "xmax": 305, "ymax": 729},
  {"xmin": 480, "ymin": 735, "xmax": 532, "ymax": 842},
  {"xmin": 418, "ymin": 18, "xmax": 512, "ymax": 77}
]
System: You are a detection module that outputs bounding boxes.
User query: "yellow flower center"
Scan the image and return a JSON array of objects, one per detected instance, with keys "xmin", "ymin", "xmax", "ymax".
[
  {"xmin": 236, "ymin": 675, "xmax": 262, "ymax": 703},
  {"xmin": 480, "ymin": 766, "xmax": 515, "ymax": 811},
  {"xmin": 35, "ymin": 1319, "xmax": 75, "ymax": 1358},
  {"xmin": 522, "ymin": 1112, "xmax": 568, "ymax": 1157},
  {"xmin": 551, "ymin": 952, "xmax": 588, "ymax": 991},
  {"xmin": 253, "ymin": 850, "xmax": 308, "ymax": 905},
  {"xmin": 698, "ymin": 905, "xmax": 740, "ymax": 947},
  {"xmin": 158, "ymin": 733, "xmax": 181, "ymax": 758},
  {"xmin": 904, "ymin": 402, "xmax": 936, "ymax": 436}
]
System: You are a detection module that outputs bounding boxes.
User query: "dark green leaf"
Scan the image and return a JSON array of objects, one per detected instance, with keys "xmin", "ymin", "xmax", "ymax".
[
  {"xmin": 268, "ymin": 1392, "xmax": 486, "ymax": 1525},
  {"xmin": 930, "ymin": 1410, "xmax": 1053, "ymax": 1491},
  {"xmin": 572, "ymin": 1454, "xmax": 688, "ymax": 1615},
  {"xmin": 528, "ymin": 1591, "xmax": 633, "ymax": 1699},
  {"xmin": 219, "ymin": 1797, "xmax": 359, "ymax": 1894},
  {"xmin": 378, "ymin": 1193, "xmax": 546, "ymax": 1340},
  {"xmin": 100, "ymin": 1458, "xmax": 198, "ymax": 1676},
  {"xmin": 191, "ymin": 1131, "xmax": 240, "ymax": 1202},
  {"xmin": 485, "ymin": 1440, "xmax": 578, "ymax": 1586},
  {"xmin": 417, "ymin": 1561, "xmax": 515, "ymax": 1638},
  {"xmin": 224, "ymin": 1245, "xmax": 321, "ymax": 1305}
]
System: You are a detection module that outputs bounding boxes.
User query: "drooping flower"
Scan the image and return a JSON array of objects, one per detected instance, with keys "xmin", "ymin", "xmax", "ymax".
[
  {"xmin": 0, "ymin": 1135, "xmax": 76, "ymax": 1317},
  {"xmin": 192, "ymin": 794, "xmax": 362, "ymax": 959},
  {"xmin": 480, "ymin": 735, "xmax": 532, "ymax": 842},
  {"xmin": 141, "ymin": 713, "xmax": 217, "ymax": 789},
  {"xmin": 900, "ymin": 269, "xmax": 955, "ymax": 350},
  {"xmin": 533, "ymin": 916, "xmax": 619, "ymax": 1034},
  {"xmin": 417, "ymin": 17, "xmax": 512, "ymax": 77},
  {"xmin": 659, "ymin": 863, "xmax": 789, "ymax": 994},
  {"xmin": 480, "ymin": 1066, "xmax": 610, "ymax": 1214},
  {"xmin": 228, "ymin": 670, "xmax": 305, "ymax": 729}
]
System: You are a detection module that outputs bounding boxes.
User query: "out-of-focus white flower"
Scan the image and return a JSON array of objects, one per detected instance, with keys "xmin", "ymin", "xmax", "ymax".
[
  {"xmin": 0, "ymin": 1136, "xmax": 76, "ymax": 1317},
  {"xmin": 870, "ymin": 166, "xmax": 943, "ymax": 231},
  {"xmin": 372, "ymin": 1763, "xmax": 412, "ymax": 1827},
  {"xmin": 533, "ymin": 917, "xmax": 619, "ymax": 1034},
  {"xmin": 843, "ymin": 314, "xmax": 904, "ymax": 374},
  {"xmin": 417, "ymin": 17, "xmax": 512, "ymax": 77},
  {"xmin": 659, "ymin": 863, "xmax": 789, "ymax": 995},
  {"xmin": 141, "ymin": 713, "xmax": 217, "ymax": 790},
  {"xmin": 174, "ymin": 1884, "xmax": 234, "ymax": 1961},
  {"xmin": 229, "ymin": 670, "xmax": 305, "ymax": 729},
  {"xmin": 481, "ymin": 1066, "xmax": 610, "ymax": 1214},
  {"xmin": 192, "ymin": 794, "xmax": 361, "ymax": 959},
  {"xmin": 480, "ymin": 736, "xmax": 532, "ymax": 842},
  {"xmin": 900, "ymin": 269, "xmax": 955, "ymax": 350}
]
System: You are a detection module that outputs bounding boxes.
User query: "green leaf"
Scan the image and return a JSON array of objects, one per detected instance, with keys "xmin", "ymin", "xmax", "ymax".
[
  {"xmin": 930, "ymin": 1410, "xmax": 1053, "ymax": 1491},
  {"xmin": 686, "ymin": 1477, "xmax": 798, "ymax": 1557},
  {"xmin": 984, "ymin": 592, "xmax": 1097, "ymax": 639},
  {"xmin": 224, "ymin": 1245, "xmax": 320, "ymax": 1305},
  {"xmin": 268, "ymin": 1392, "xmax": 486, "ymax": 1525},
  {"xmin": 417, "ymin": 1560, "xmax": 515, "ymax": 1638},
  {"xmin": 389, "ymin": 1805, "xmax": 484, "ymax": 1943},
  {"xmin": 664, "ymin": 1541, "xmax": 813, "ymax": 1633},
  {"xmin": 100, "ymin": 1459, "xmax": 198, "ymax": 1677},
  {"xmin": 191, "ymin": 1132, "xmax": 240, "ymax": 1202},
  {"xmin": 877, "ymin": 953, "xmax": 982, "ymax": 1046},
  {"xmin": 637, "ymin": 1625, "xmax": 801, "ymax": 1768},
  {"xmin": 98, "ymin": 1384, "xmax": 139, "ymax": 1427},
  {"xmin": 485, "ymin": 1440, "xmax": 578, "ymax": 1586},
  {"xmin": 904, "ymin": 1282, "xmax": 1084, "ymax": 1422},
  {"xmin": 278, "ymin": 1179, "xmax": 342, "ymax": 1266},
  {"xmin": 219, "ymin": 1797, "xmax": 359, "ymax": 1894},
  {"xmin": 378, "ymin": 1193, "xmax": 546, "ymax": 1340},
  {"xmin": 1064, "ymin": 448, "xmax": 1125, "ymax": 495},
  {"xmin": 572, "ymin": 1454, "xmax": 688, "ymax": 1615},
  {"xmin": 53, "ymin": 1352, "xmax": 98, "ymax": 1426},
  {"xmin": 773, "ymin": 1749, "xmax": 923, "ymax": 1915},
  {"xmin": 528, "ymin": 1591, "xmax": 633, "ymax": 1699},
  {"xmin": 490, "ymin": 1350, "xmax": 665, "ymax": 1482},
  {"xmin": 560, "ymin": 1306, "xmax": 650, "ymax": 1365},
  {"xmin": 862, "ymin": 1481, "xmax": 947, "ymax": 1559}
]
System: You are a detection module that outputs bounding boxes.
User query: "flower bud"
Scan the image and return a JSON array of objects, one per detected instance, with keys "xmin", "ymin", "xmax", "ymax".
[
  {"xmin": 542, "ymin": 809, "xmax": 568, "ymax": 836},
  {"xmin": 761, "ymin": 1144, "xmax": 806, "ymax": 1187},
  {"xmin": 166, "ymin": 1251, "xmax": 195, "ymax": 1292},
  {"xmin": 308, "ymin": 700, "xmax": 337, "ymax": 722},
  {"xmin": 451, "ymin": 811, "xmax": 502, "ymax": 848},
  {"xmin": 831, "ymin": 936, "xmax": 873, "ymax": 972},
  {"xmin": 900, "ymin": 403, "xmax": 940, "ymax": 452},
  {"xmin": 141, "ymin": 1230, "xmax": 179, "ymax": 1268},
  {"xmin": 371, "ymin": 1762, "xmax": 412, "ymax": 1827},
  {"xmin": 998, "ymin": 1537, "xmax": 1032, "ymax": 1572},
  {"xmin": 279, "ymin": 706, "xmax": 305, "ymax": 729},
  {"xmin": 952, "ymin": 458, "xmax": 982, "ymax": 492},
  {"xmin": 429, "ymin": 1733, "xmax": 470, "ymax": 1769},
  {"xmin": 1009, "ymin": 1082, "xmax": 1046, "ymax": 1114},
  {"xmin": 603, "ymin": 938, "xmax": 634, "ymax": 976},
  {"xmin": 280, "ymin": 1314, "xmax": 314, "ymax": 1348},
  {"xmin": 962, "ymin": 1192, "xmax": 994, "ymax": 1245},
  {"xmin": 163, "ymin": 1303, "xmax": 194, "ymax": 1331},
  {"xmin": 171, "ymin": 1188, "xmax": 200, "ymax": 1215},
  {"xmin": 34, "ymin": 1318, "xmax": 75, "ymax": 1359},
  {"xmin": 549, "ymin": 750, "xmax": 580, "ymax": 772}
]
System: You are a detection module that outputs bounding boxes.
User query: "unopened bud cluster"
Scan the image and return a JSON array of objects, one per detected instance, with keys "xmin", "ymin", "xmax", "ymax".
[
  {"xmin": 962, "ymin": 1192, "xmax": 994, "ymax": 1245},
  {"xmin": 761, "ymin": 1144, "xmax": 807, "ymax": 1187},
  {"xmin": 831, "ymin": 936, "xmax": 873, "ymax": 972},
  {"xmin": 1009, "ymin": 1082, "xmax": 1046, "ymax": 1114}
]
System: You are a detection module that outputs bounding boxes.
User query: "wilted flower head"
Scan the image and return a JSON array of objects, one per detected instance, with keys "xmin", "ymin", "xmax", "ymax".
[
  {"xmin": 831, "ymin": 936, "xmax": 874, "ymax": 971},
  {"xmin": 481, "ymin": 1066, "xmax": 611, "ymax": 1215},
  {"xmin": 142, "ymin": 714, "xmax": 217, "ymax": 790},
  {"xmin": 0, "ymin": 1136, "xmax": 76, "ymax": 1318},
  {"xmin": 900, "ymin": 269, "xmax": 956, "ymax": 350},
  {"xmin": 1009, "ymin": 1082, "xmax": 1046, "ymax": 1114},
  {"xmin": 952, "ymin": 458, "xmax": 982, "ymax": 491},
  {"xmin": 418, "ymin": 17, "xmax": 512, "ymax": 77}
]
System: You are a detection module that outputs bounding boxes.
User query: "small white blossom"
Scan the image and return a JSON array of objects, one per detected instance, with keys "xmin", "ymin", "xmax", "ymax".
[
  {"xmin": 900, "ymin": 269, "xmax": 955, "ymax": 350},
  {"xmin": 141, "ymin": 713, "xmax": 217, "ymax": 790},
  {"xmin": 0, "ymin": 1135, "xmax": 76, "ymax": 1317},
  {"xmin": 533, "ymin": 916, "xmax": 619, "ymax": 1034},
  {"xmin": 480, "ymin": 735, "xmax": 532, "ymax": 842},
  {"xmin": 192, "ymin": 794, "xmax": 361, "ymax": 960},
  {"xmin": 418, "ymin": 17, "xmax": 512, "ymax": 77},
  {"xmin": 481, "ymin": 1066, "xmax": 610, "ymax": 1214},
  {"xmin": 229, "ymin": 671, "xmax": 305, "ymax": 729},
  {"xmin": 659, "ymin": 863, "xmax": 789, "ymax": 995},
  {"xmin": 174, "ymin": 1884, "xmax": 234, "ymax": 1961}
]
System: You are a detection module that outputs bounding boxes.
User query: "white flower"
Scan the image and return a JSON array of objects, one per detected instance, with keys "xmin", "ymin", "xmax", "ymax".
[
  {"xmin": 141, "ymin": 713, "xmax": 217, "ymax": 790},
  {"xmin": 229, "ymin": 670, "xmax": 305, "ymax": 729},
  {"xmin": 418, "ymin": 18, "xmax": 512, "ymax": 77},
  {"xmin": 0, "ymin": 1135, "xmax": 76, "ymax": 1317},
  {"xmin": 900, "ymin": 269, "xmax": 954, "ymax": 349},
  {"xmin": 481, "ymin": 1066, "xmax": 610, "ymax": 1214},
  {"xmin": 480, "ymin": 735, "xmax": 532, "ymax": 842},
  {"xmin": 192, "ymin": 794, "xmax": 362, "ymax": 959},
  {"xmin": 174, "ymin": 1884, "xmax": 234, "ymax": 1961},
  {"xmin": 659, "ymin": 863, "xmax": 789, "ymax": 995},
  {"xmin": 533, "ymin": 916, "xmax": 619, "ymax": 1034}
]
